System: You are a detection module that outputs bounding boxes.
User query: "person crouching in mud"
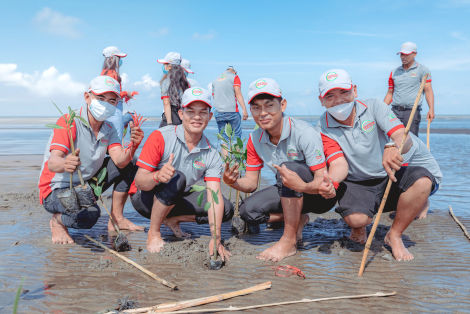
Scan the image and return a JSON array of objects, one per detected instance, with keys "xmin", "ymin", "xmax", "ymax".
[
  {"xmin": 317, "ymin": 69, "xmax": 442, "ymax": 261},
  {"xmin": 38, "ymin": 76, "xmax": 144, "ymax": 244},
  {"xmin": 130, "ymin": 87, "xmax": 233, "ymax": 260},
  {"xmin": 223, "ymin": 78, "xmax": 349, "ymax": 262}
]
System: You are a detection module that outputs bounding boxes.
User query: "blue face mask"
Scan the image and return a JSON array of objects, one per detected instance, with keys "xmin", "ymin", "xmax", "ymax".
[
  {"xmin": 119, "ymin": 59, "xmax": 123, "ymax": 67},
  {"xmin": 162, "ymin": 64, "xmax": 168, "ymax": 75}
]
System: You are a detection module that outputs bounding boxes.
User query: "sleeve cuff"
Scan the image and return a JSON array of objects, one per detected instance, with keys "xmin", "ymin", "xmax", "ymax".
[
  {"xmin": 387, "ymin": 124, "xmax": 405, "ymax": 137},
  {"xmin": 50, "ymin": 144, "xmax": 70, "ymax": 153},
  {"xmin": 204, "ymin": 177, "xmax": 221, "ymax": 182},
  {"xmin": 326, "ymin": 152, "xmax": 344, "ymax": 165},
  {"xmin": 161, "ymin": 96, "xmax": 169, "ymax": 99},
  {"xmin": 136, "ymin": 160, "xmax": 157, "ymax": 172},
  {"xmin": 246, "ymin": 164, "xmax": 263, "ymax": 171},
  {"xmin": 309, "ymin": 162, "xmax": 326, "ymax": 171},
  {"xmin": 107, "ymin": 143, "xmax": 121, "ymax": 150}
]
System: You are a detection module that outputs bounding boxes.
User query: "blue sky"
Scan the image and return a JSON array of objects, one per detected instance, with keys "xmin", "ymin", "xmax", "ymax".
[{"xmin": 1, "ymin": 0, "xmax": 470, "ymax": 117}]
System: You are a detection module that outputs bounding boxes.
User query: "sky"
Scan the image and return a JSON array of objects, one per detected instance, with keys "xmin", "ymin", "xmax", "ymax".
[{"xmin": 1, "ymin": 0, "xmax": 470, "ymax": 117}]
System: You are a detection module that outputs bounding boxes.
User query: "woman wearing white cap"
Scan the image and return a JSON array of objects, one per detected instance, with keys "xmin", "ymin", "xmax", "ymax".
[{"xmin": 157, "ymin": 52, "xmax": 189, "ymax": 127}]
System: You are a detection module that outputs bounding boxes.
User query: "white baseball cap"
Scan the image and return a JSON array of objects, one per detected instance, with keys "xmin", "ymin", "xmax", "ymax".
[
  {"xmin": 318, "ymin": 69, "xmax": 353, "ymax": 98},
  {"xmin": 157, "ymin": 52, "xmax": 182, "ymax": 65},
  {"xmin": 398, "ymin": 42, "xmax": 417, "ymax": 55},
  {"xmin": 247, "ymin": 78, "xmax": 282, "ymax": 104},
  {"xmin": 181, "ymin": 87, "xmax": 212, "ymax": 108},
  {"xmin": 88, "ymin": 75, "xmax": 121, "ymax": 97},
  {"xmin": 102, "ymin": 46, "xmax": 127, "ymax": 58},
  {"xmin": 181, "ymin": 58, "xmax": 194, "ymax": 74}
]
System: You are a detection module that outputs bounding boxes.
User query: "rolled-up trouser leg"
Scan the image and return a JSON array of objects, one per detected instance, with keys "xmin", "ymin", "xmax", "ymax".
[
  {"xmin": 43, "ymin": 190, "xmax": 100, "ymax": 229},
  {"xmin": 168, "ymin": 190, "xmax": 234, "ymax": 224},
  {"xmin": 130, "ymin": 171, "xmax": 187, "ymax": 219},
  {"xmin": 239, "ymin": 186, "xmax": 282, "ymax": 224}
]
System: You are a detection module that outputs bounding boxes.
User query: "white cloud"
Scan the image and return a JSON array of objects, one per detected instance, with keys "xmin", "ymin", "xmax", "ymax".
[
  {"xmin": 150, "ymin": 27, "xmax": 169, "ymax": 37},
  {"xmin": 0, "ymin": 63, "xmax": 85, "ymax": 97},
  {"xmin": 133, "ymin": 74, "xmax": 159, "ymax": 90},
  {"xmin": 192, "ymin": 30, "xmax": 216, "ymax": 41},
  {"xmin": 33, "ymin": 7, "xmax": 82, "ymax": 38},
  {"xmin": 450, "ymin": 31, "xmax": 468, "ymax": 41}
]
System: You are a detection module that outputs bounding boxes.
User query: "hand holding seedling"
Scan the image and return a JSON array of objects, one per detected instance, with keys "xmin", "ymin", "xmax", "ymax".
[
  {"xmin": 318, "ymin": 170, "xmax": 336, "ymax": 199},
  {"xmin": 273, "ymin": 164, "xmax": 306, "ymax": 193},
  {"xmin": 64, "ymin": 148, "xmax": 81, "ymax": 173},
  {"xmin": 155, "ymin": 153, "xmax": 175, "ymax": 183},
  {"xmin": 129, "ymin": 121, "xmax": 144, "ymax": 146},
  {"xmin": 209, "ymin": 237, "xmax": 231, "ymax": 261},
  {"xmin": 223, "ymin": 162, "xmax": 240, "ymax": 186}
]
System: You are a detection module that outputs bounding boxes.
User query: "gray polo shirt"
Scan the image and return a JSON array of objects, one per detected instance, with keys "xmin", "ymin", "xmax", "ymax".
[
  {"xmin": 38, "ymin": 106, "xmax": 121, "ymax": 203},
  {"xmin": 160, "ymin": 77, "xmax": 170, "ymax": 100},
  {"xmin": 389, "ymin": 62, "xmax": 432, "ymax": 108},
  {"xmin": 246, "ymin": 116, "xmax": 326, "ymax": 174},
  {"xmin": 211, "ymin": 70, "xmax": 241, "ymax": 113},
  {"xmin": 319, "ymin": 99, "xmax": 405, "ymax": 181},
  {"xmin": 135, "ymin": 124, "xmax": 223, "ymax": 189}
]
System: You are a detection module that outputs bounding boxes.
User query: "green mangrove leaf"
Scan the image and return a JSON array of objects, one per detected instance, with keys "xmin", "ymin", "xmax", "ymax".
[
  {"xmin": 197, "ymin": 191, "xmax": 204, "ymax": 207},
  {"xmin": 204, "ymin": 202, "xmax": 211, "ymax": 212},
  {"xmin": 225, "ymin": 123, "xmax": 232, "ymax": 138},
  {"xmin": 45, "ymin": 124, "xmax": 64, "ymax": 129},
  {"xmin": 97, "ymin": 168, "xmax": 107, "ymax": 184},
  {"xmin": 190, "ymin": 184, "xmax": 206, "ymax": 193}
]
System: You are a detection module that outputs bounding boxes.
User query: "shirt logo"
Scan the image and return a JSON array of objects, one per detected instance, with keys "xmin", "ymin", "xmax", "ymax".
[
  {"xmin": 105, "ymin": 78, "xmax": 115, "ymax": 87},
  {"xmin": 361, "ymin": 120, "xmax": 376, "ymax": 133},
  {"xmin": 255, "ymin": 79, "xmax": 268, "ymax": 89},
  {"xmin": 193, "ymin": 157, "xmax": 206, "ymax": 170},
  {"xmin": 410, "ymin": 72, "xmax": 417, "ymax": 77},
  {"xmin": 287, "ymin": 148, "xmax": 299, "ymax": 160},
  {"xmin": 217, "ymin": 73, "xmax": 226, "ymax": 81},
  {"xmin": 192, "ymin": 88, "xmax": 203, "ymax": 96},
  {"xmin": 389, "ymin": 113, "xmax": 398, "ymax": 122},
  {"xmin": 315, "ymin": 149, "xmax": 322, "ymax": 160},
  {"xmin": 326, "ymin": 72, "xmax": 338, "ymax": 81}
]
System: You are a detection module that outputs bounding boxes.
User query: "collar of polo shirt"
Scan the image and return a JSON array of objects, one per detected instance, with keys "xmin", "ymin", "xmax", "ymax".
[
  {"xmin": 174, "ymin": 124, "xmax": 211, "ymax": 151},
  {"xmin": 259, "ymin": 116, "xmax": 292, "ymax": 143}
]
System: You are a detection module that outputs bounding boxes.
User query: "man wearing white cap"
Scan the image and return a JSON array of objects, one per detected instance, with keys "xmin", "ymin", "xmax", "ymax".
[
  {"xmin": 38, "ymin": 75, "xmax": 145, "ymax": 244},
  {"xmin": 131, "ymin": 87, "xmax": 233, "ymax": 258},
  {"xmin": 318, "ymin": 69, "xmax": 442, "ymax": 261},
  {"xmin": 223, "ymin": 78, "xmax": 348, "ymax": 262},
  {"xmin": 211, "ymin": 66, "xmax": 248, "ymax": 145},
  {"xmin": 157, "ymin": 52, "xmax": 190, "ymax": 127},
  {"xmin": 384, "ymin": 42, "xmax": 435, "ymax": 136}
]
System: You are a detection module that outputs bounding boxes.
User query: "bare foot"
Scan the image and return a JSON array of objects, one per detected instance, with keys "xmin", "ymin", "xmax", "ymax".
[
  {"xmin": 384, "ymin": 231, "xmax": 414, "ymax": 261},
  {"xmin": 146, "ymin": 232, "xmax": 165, "ymax": 253},
  {"xmin": 256, "ymin": 236, "xmax": 297, "ymax": 262},
  {"xmin": 163, "ymin": 217, "xmax": 191, "ymax": 238},
  {"xmin": 108, "ymin": 217, "xmax": 144, "ymax": 233},
  {"xmin": 50, "ymin": 214, "xmax": 74, "ymax": 244},
  {"xmin": 296, "ymin": 214, "xmax": 310, "ymax": 246},
  {"xmin": 349, "ymin": 227, "xmax": 367, "ymax": 244}
]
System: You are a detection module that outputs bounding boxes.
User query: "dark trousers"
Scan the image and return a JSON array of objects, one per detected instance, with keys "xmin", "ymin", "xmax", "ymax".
[
  {"xmin": 159, "ymin": 106, "xmax": 182, "ymax": 128},
  {"xmin": 392, "ymin": 106, "xmax": 421, "ymax": 136},
  {"xmin": 239, "ymin": 161, "xmax": 336, "ymax": 224},
  {"xmin": 130, "ymin": 171, "xmax": 234, "ymax": 224}
]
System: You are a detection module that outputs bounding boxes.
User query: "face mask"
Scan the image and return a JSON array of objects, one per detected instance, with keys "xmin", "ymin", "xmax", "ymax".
[
  {"xmin": 162, "ymin": 64, "xmax": 168, "ymax": 75},
  {"xmin": 119, "ymin": 59, "xmax": 123, "ymax": 67},
  {"xmin": 327, "ymin": 101, "xmax": 355, "ymax": 121},
  {"xmin": 88, "ymin": 98, "xmax": 116, "ymax": 121}
]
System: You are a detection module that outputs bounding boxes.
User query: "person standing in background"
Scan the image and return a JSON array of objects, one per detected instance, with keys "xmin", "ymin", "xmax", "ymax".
[
  {"xmin": 211, "ymin": 66, "xmax": 248, "ymax": 145},
  {"xmin": 384, "ymin": 42, "xmax": 435, "ymax": 136},
  {"xmin": 181, "ymin": 58, "xmax": 199, "ymax": 87},
  {"xmin": 157, "ymin": 52, "xmax": 189, "ymax": 127}
]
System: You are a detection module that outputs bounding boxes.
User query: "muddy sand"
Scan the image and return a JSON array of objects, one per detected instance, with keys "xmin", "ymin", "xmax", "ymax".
[{"xmin": 0, "ymin": 155, "xmax": 469, "ymax": 313}]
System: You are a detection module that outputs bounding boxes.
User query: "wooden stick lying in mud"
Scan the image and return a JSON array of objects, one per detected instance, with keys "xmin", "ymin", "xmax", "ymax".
[
  {"xmin": 159, "ymin": 291, "xmax": 397, "ymax": 313},
  {"xmin": 426, "ymin": 119, "xmax": 431, "ymax": 150},
  {"xmin": 449, "ymin": 205, "xmax": 470, "ymax": 241},
  {"xmin": 84, "ymin": 235, "xmax": 177, "ymax": 290},
  {"xmin": 122, "ymin": 281, "xmax": 271, "ymax": 313},
  {"xmin": 358, "ymin": 74, "xmax": 428, "ymax": 277}
]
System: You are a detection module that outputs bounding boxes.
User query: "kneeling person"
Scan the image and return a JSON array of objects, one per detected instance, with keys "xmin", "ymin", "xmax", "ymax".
[
  {"xmin": 131, "ymin": 87, "xmax": 233, "ymax": 260},
  {"xmin": 39, "ymin": 76, "xmax": 144, "ymax": 244},
  {"xmin": 224, "ymin": 78, "xmax": 348, "ymax": 262},
  {"xmin": 318, "ymin": 69, "xmax": 442, "ymax": 261}
]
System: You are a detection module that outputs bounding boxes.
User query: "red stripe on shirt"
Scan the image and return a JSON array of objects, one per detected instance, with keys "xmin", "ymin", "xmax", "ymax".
[
  {"xmin": 161, "ymin": 96, "xmax": 169, "ymax": 99},
  {"xmin": 246, "ymin": 136, "xmax": 264, "ymax": 170},
  {"xmin": 204, "ymin": 177, "xmax": 221, "ymax": 182},
  {"xmin": 310, "ymin": 162, "xmax": 326, "ymax": 172},
  {"xmin": 107, "ymin": 143, "xmax": 121, "ymax": 150},
  {"xmin": 387, "ymin": 124, "xmax": 405, "ymax": 137},
  {"xmin": 136, "ymin": 130, "xmax": 165, "ymax": 172},
  {"xmin": 233, "ymin": 75, "xmax": 241, "ymax": 86},
  {"xmin": 321, "ymin": 133, "xmax": 342, "ymax": 158},
  {"xmin": 388, "ymin": 71, "xmax": 394, "ymax": 89},
  {"xmin": 38, "ymin": 161, "xmax": 55, "ymax": 204}
]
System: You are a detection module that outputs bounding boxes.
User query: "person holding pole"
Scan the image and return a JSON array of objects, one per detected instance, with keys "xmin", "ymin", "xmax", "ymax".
[
  {"xmin": 384, "ymin": 42, "xmax": 435, "ymax": 136},
  {"xmin": 318, "ymin": 69, "xmax": 442, "ymax": 261}
]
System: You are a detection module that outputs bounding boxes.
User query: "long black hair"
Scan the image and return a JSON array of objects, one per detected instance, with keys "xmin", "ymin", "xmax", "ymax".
[{"xmin": 167, "ymin": 65, "xmax": 189, "ymax": 108}]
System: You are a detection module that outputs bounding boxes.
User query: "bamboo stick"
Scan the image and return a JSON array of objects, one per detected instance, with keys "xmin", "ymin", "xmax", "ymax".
[
  {"xmin": 84, "ymin": 235, "xmax": 177, "ymax": 290},
  {"xmin": 122, "ymin": 281, "xmax": 271, "ymax": 313},
  {"xmin": 358, "ymin": 74, "xmax": 428, "ymax": 277},
  {"xmin": 162, "ymin": 291, "xmax": 397, "ymax": 313},
  {"xmin": 449, "ymin": 205, "xmax": 470, "ymax": 241},
  {"xmin": 426, "ymin": 119, "xmax": 431, "ymax": 150},
  {"xmin": 234, "ymin": 190, "xmax": 240, "ymax": 216}
]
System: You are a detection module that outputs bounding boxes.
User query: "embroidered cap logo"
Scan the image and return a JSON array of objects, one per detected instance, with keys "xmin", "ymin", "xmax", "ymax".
[
  {"xmin": 105, "ymin": 78, "xmax": 115, "ymax": 87},
  {"xmin": 192, "ymin": 88, "xmax": 203, "ymax": 96},
  {"xmin": 326, "ymin": 72, "xmax": 338, "ymax": 81},
  {"xmin": 255, "ymin": 79, "xmax": 268, "ymax": 89}
]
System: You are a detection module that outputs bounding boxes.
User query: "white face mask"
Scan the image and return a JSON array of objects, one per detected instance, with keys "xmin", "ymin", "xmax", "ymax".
[
  {"xmin": 88, "ymin": 98, "xmax": 116, "ymax": 121},
  {"xmin": 327, "ymin": 101, "xmax": 355, "ymax": 121}
]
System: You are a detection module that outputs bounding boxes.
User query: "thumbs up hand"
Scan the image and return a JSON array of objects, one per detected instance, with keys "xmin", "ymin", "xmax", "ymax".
[
  {"xmin": 273, "ymin": 164, "xmax": 306, "ymax": 193},
  {"xmin": 154, "ymin": 153, "xmax": 175, "ymax": 183},
  {"xmin": 318, "ymin": 170, "xmax": 336, "ymax": 199}
]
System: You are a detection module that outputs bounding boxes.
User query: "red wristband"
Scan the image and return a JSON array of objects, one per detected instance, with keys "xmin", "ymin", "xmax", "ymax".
[{"xmin": 333, "ymin": 181, "xmax": 339, "ymax": 190}]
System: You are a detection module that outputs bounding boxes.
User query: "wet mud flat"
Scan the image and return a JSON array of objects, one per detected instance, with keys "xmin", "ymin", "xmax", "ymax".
[{"xmin": 0, "ymin": 156, "xmax": 469, "ymax": 312}]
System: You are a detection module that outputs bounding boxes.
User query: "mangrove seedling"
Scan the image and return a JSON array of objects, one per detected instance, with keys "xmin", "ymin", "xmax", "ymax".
[
  {"xmin": 190, "ymin": 184, "xmax": 223, "ymax": 270},
  {"xmin": 90, "ymin": 168, "xmax": 131, "ymax": 252}
]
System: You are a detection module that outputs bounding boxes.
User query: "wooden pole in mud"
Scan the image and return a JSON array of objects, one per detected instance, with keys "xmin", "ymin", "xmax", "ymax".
[
  {"xmin": 160, "ymin": 291, "xmax": 397, "ymax": 313},
  {"xmin": 426, "ymin": 119, "xmax": 431, "ymax": 150},
  {"xmin": 84, "ymin": 235, "xmax": 177, "ymax": 290},
  {"xmin": 449, "ymin": 205, "xmax": 470, "ymax": 241},
  {"xmin": 358, "ymin": 74, "xmax": 428, "ymax": 277},
  {"xmin": 121, "ymin": 281, "xmax": 271, "ymax": 313}
]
